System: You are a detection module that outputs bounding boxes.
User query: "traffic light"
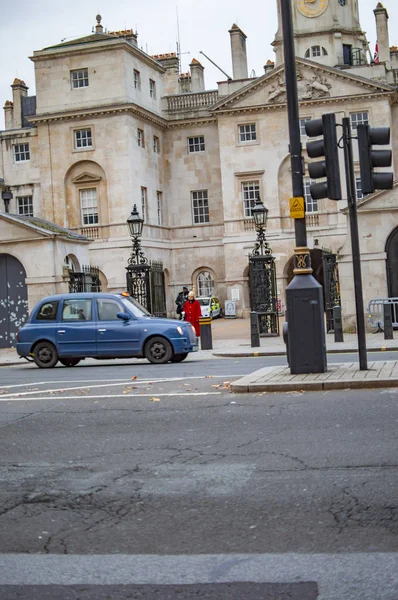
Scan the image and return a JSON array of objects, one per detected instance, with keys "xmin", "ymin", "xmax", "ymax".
[
  {"xmin": 305, "ymin": 113, "xmax": 342, "ymax": 201},
  {"xmin": 357, "ymin": 124, "xmax": 393, "ymax": 194}
]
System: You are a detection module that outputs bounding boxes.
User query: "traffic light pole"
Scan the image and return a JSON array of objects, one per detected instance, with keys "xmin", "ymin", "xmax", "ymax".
[
  {"xmin": 342, "ymin": 117, "xmax": 368, "ymax": 371},
  {"xmin": 281, "ymin": 0, "xmax": 327, "ymax": 374}
]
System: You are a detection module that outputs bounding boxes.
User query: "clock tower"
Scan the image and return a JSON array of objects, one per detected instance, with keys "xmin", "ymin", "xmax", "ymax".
[{"xmin": 273, "ymin": 0, "xmax": 369, "ymax": 69}]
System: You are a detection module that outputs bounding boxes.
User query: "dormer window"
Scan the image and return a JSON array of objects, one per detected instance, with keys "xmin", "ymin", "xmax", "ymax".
[
  {"xmin": 71, "ymin": 69, "xmax": 89, "ymax": 89},
  {"xmin": 305, "ymin": 46, "xmax": 328, "ymax": 58}
]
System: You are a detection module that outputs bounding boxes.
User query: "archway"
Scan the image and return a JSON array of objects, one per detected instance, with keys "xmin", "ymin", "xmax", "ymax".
[
  {"xmin": 386, "ymin": 227, "xmax": 398, "ymax": 297},
  {"xmin": 0, "ymin": 254, "xmax": 28, "ymax": 348}
]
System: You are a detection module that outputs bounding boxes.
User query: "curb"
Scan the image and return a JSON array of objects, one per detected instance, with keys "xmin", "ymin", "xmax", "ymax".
[
  {"xmin": 231, "ymin": 377, "xmax": 398, "ymax": 393},
  {"xmin": 213, "ymin": 346, "xmax": 398, "ymax": 358}
]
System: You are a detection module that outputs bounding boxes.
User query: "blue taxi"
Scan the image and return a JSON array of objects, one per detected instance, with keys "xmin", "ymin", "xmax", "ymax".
[{"xmin": 16, "ymin": 293, "xmax": 198, "ymax": 368}]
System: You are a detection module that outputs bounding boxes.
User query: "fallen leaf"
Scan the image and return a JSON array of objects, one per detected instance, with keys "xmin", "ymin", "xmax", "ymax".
[
  {"xmin": 151, "ymin": 397, "xmax": 161, "ymax": 402},
  {"xmin": 131, "ymin": 376, "xmax": 138, "ymax": 380},
  {"xmin": 205, "ymin": 375, "xmax": 216, "ymax": 378}
]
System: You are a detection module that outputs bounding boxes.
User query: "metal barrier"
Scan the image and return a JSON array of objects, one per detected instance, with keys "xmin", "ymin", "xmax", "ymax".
[{"xmin": 368, "ymin": 298, "xmax": 398, "ymax": 330}]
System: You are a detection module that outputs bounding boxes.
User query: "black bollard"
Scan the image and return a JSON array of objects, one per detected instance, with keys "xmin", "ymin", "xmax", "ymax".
[
  {"xmin": 199, "ymin": 316, "xmax": 213, "ymax": 350},
  {"xmin": 250, "ymin": 311, "xmax": 260, "ymax": 348},
  {"xmin": 333, "ymin": 306, "xmax": 344, "ymax": 343},
  {"xmin": 383, "ymin": 303, "xmax": 394, "ymax": 340}
]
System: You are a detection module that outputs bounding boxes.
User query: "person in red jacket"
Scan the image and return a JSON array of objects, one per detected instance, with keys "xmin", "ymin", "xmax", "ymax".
[{"xmin": 183, "ymin": 291, "xmax": 202, "ymax": 337}]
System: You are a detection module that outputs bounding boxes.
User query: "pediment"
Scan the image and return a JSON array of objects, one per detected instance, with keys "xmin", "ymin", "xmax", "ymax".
[
  {"xmin": 212, "ymin": 59, "xmax": 394, "ymax": 112},
  {"xmin": 72, "ymin": 172, "xmax": 102, "ymax": 184},
  {"xmin": 0, "ymin": 214, "xmax": 48, "ymax": 240}
]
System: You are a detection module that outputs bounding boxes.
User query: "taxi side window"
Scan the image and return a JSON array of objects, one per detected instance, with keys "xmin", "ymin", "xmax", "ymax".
[
  {"xmin": 97, "ymin": 299, "xmax": 124, "ymax": 321},
  {"xmin": 62, "ymin": 299, "xmax": 92, "ymax": 321},
  {"xmin": 36, "ymin": 301, "xmax": 59, "ymax": 321}
]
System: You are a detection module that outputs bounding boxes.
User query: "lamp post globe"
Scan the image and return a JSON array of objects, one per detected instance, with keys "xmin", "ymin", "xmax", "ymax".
[
  {"xmin": 252, "ymin": 194, "xmax": 268, "ymax": 229},
  {"xmin": 127, "ymin": 204, "xmax": 143, "ymax": 238}
]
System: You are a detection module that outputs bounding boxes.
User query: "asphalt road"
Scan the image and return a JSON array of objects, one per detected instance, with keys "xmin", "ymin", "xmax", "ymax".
[{"xmin": 0, "ymin": 354, "xmax": 397, "ymax": 599}]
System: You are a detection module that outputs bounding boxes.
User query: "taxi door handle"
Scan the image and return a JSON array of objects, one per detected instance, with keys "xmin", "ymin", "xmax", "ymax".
[
  {"xmin": 57, "ymin": 330, "xmax": 66, "ymax": 334},
  {"xmin": 98, "ymin": 329, "xmax": 107, "ymax": 333}
]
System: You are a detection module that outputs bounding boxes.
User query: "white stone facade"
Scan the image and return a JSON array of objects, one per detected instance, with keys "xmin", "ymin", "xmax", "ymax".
[{"xmin": 1, "ymin": 2, "xmax": 398, "ymax": 330}]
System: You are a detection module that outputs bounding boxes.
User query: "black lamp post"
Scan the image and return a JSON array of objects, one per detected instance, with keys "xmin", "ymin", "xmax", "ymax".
[
  {"xmin": 126, "ymin": 204, "xmax": 148, "ymax": 266},
  {"xmin": 251, "ymin": 194, "xmax": 271, "ymax": 256},
  {"xmin": 1, "ymin": 188, "xmax": 13, "ymax": 213}
]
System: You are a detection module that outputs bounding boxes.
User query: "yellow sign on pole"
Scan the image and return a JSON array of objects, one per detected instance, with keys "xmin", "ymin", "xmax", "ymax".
[{"xmin": 289, "ymin": 196, "xmax": 305, "ymax": 219}]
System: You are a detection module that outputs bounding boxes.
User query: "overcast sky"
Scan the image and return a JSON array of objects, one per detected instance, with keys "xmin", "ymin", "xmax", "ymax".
[{"xmin": 1, "ymin": 0, "xmax": 397, "ymax": 129}]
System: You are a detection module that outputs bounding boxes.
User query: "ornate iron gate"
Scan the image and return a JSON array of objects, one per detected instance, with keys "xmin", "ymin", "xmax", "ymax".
[
  {"xmin": 126, "ymin": 260, "xmax": 166, "ymax": 317},
  {"xmin": 69, "ymin": 266, "xmax": 101, "ymax": 293},
  {"xmin": 249, "ymin": 254, "xmax": 279, "ymax": 336},
  {"xmin": 322, "ymin": 251, "xmax": 341, "ymax": 332}
]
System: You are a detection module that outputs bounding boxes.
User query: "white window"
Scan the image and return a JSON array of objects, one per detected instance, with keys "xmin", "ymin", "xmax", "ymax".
[
  {"xmin": 350, "ymin": 111, "xmax": 369, "ymax": 130},
  {"xmin": 157, "ymin": 191, "xmax": 162, "ymax": 225},
  {"xmin": 242, "ymin": 181, "xmax": 260, "ymax": 217},
  {"xmin": 303, "ymin": 178, "xmax": 318, "ymax": 213},
  {"xmin": 17, "ymin": 195, "xmax": 33, "ymax": 216},
  {"xmin": 141, "ymin": 187, "xmax": 147, "ymax": 221},
  {"xmin": 300, "ymin": 117, "xmax": 311, "ymax": 137},
  {"xmin": 197, "ymin": 271, "xmax": 214, "ymax": 297},
  {"xmin": 191, "ymin": 190, "xmax": 209, "ymax": 224},
  {"xmin": 80, "ymin": 188, "xmax": 98, "ymax": 225},
  {"xmin": 134, "ymin": 69, "xmax": 141, "ymax": 90},
  {"xmin": 355, "ymin": 177, "xmax": 364, "ymax": 201},
  {"xmin": 239, "ymin": 123, "xmax": 257, "ymax": 142},
  {"xmin": 312, "ymin": 45, "xmax": 321, "ymax": 57},
  {"xmin": 137, "ymin": 129, "xmax": 145, "ymax": 148},
  {"xmin": 149, "ymin": 79, "xmax": 156, "ymax": 99},
  {"xmin": 188, "ymin": 136, "xmax": 205, "ymax": 153},
  {"xmin": 74, "ymin": 128, "xmax": 92, "ymax": 149},
  {"xmin": 14, "ymin": 143, "xmax": 30, "ymax": 162},
  {"xmin": 153, "ymin": 136, "xmax": 160, "ymax": 153},
  {"xmin": 71, "ymin": 69, "xmax": 89, "ymax": 89}
]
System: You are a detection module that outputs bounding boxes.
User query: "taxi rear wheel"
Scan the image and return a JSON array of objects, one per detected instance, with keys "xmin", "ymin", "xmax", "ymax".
[
  {"xmin": 33, "ymin": 341, "xmax": 58, "ymax": 369},
  {"xmin": 59, "ymin": 358, "xmax": 81, "ymax": 367},
  {"xmin": 145, "ymin": 336, "xmax": 173, "ymax": 364}
]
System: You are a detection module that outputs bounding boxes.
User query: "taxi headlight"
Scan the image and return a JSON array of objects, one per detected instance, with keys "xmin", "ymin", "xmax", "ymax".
[{"xmin": 177, "ymin": 326, "xmax": 184, "ymax": 335}]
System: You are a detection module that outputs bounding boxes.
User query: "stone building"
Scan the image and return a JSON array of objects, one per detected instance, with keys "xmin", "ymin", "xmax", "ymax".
[{"xmin": 1, "ymin": 1, "xmax": 398, "ymax": 346}]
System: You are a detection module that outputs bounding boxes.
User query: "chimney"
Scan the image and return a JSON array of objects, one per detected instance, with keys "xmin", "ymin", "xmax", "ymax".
[
  {"xmin": 229, "ymin": 24, "xmax": 248, "ymax": 80},
  {"xmin": 3, "ymin": 100, "xmax": 13, "ymax": 130},
  {"xmin": 11, "ymin": 78, "xmax": 28, "ymax": 129},
  {"xmin": 190, "ymin": 59, "xmax": 205, "ymax": 92},
  {"xmin": 153, "ymin": 53, "xmax": 180, "ymax": 95},
  {"xmin": 374, "ymin": 3, "xmax": 391, "ymax": 65}
]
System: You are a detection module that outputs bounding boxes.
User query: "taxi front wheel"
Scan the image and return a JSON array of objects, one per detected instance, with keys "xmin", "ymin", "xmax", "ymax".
[
  {"xmin": 145, "ymin": 336, "xmax": 173, "ymax": 364},
  {"xmin": 33, "ymin": 341, "xmax": 58, "ymax": 369}
]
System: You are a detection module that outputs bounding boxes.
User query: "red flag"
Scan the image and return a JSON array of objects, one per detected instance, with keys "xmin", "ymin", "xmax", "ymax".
[{"xmin": 374, "ymin": 42, "xmax": 379, "ymax": 64}]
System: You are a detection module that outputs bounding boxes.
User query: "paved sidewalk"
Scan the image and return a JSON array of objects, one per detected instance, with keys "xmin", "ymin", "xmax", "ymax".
[
  {"xmin": 232, "ymin": 360, "xmax": 398, "ymax": 393},
  {"xmin": 0, "ymin": 317, "xmax": 397, "ymax": 367}
]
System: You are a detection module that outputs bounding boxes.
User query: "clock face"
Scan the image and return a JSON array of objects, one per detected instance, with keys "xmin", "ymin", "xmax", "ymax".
[{"xmin": 296, "ymin": 0, "xmax": 329, "ymax": 18}]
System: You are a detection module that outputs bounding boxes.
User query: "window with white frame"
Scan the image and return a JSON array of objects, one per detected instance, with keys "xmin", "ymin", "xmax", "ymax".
[
  {"xmin": 71, "ymin": 68, "xmax": 89, "ymax": 88},
  {"xmin": 242, "ymin": 181, "xmax": 260, "ymax": 218},
  {"xmin": 188, "ymin": 136, "xmax": 205, "ymax": 153},
  {"xmin": 80, "ymin": 188, "xmax": 98, "ymax": 225},
  {"xmin": 14, "ymin": 143, "xmax": 30, "ymax": 162},
  {"xmin": 74, "ymin": 128, "xmax": 92, "ymax": 149},
  {"xmin": 134, "ymin": 69, "xmax": 141, "ymax": 90},
  {"xmin": 239, "ymin": 123, "xmax": 257, "ymax": 142},
  {"xmin": 350, "ymin": 111, "xmax": 369, "ymax": 130},
  {"xmin": 157, "ymin": 191, "xmax": 163, "ymax": 225},
  {"xmin": 149, "ymin": 79, "xmax": 156, "ymax": 99},
  {"xmin": 137, "ymin": 129, "xmax": 145, "ymax": 148},
  {"xmin": 141, "ymin": 187, "xmax": 147, "ymax": 221},
  {"xmin": 303, "ymin": 178, "xmax": 318, "ymax": 213},
  {"xmin": 17, "ymin": 195, "xmax": 33, "ymax": 217},
  {"xmin": 300, "ymin": 117, "xmax": 311, "ymax": 137},
  {"xmin": 153, "ymin": 136, "xmax": 160, "ymax": 153},
  {"xmin": 312, "ymin": 45, "xmax": 321, "ymax": 57},
  {"xmin": 355, "ymin": 177, "xmax": 364, "ymax": 201},
  {"xmin": 191, "ymin": 190, "xmax": 209, "ymax": 224},
  {"xmin": 197, "ymin": 271, "xmax": 214, "ymax": 297}
]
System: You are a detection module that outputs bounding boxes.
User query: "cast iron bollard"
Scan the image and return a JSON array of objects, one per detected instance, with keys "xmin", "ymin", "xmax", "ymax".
[
  {"xmin": 199, "ymin": 316, "xmax": 213, "ymax": 350},
  {"xmin": 333, "ymin": 306, "xmax": 344, "ymax": 343},
  {"xmin": 383, "ymin": 303, "xmax": 394, "ymax": 340},
  {"xmin": 250, "ymin": 311, "xmax": 260, "ymax": 348}
]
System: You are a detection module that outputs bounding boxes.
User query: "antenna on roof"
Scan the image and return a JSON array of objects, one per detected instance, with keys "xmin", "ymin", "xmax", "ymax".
[
  {"xmin": 199, "ymin": 50, "xmax": 232, "ymax": 80},
  {"xmin": 176, "ymin": 6, "xmax": 182, "ymax": 74}
]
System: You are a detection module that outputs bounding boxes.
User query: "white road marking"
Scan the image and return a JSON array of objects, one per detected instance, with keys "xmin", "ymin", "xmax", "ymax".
[
  {"xmin": 0, "ymin": 392, "xmax": 222, "ymax": 402},
  {"xmin": 0, "ymin": 378, "xmax": 132, "ymax": 389}
]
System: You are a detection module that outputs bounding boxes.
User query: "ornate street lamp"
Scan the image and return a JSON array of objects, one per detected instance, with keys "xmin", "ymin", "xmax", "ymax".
[
  {"xmin": 251, "ymin": 194, "xmax": 271, "ymax": 256},
  {"xmin": 126, "ymin": 204, "xmax": 148, "ymax": 266}
]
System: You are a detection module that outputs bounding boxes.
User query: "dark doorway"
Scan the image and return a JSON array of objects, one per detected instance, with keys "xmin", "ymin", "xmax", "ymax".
[
  {"xmin": 386, "ymin": 227, "xmax": 398, "ymax": 297},
  {"xmin": 0, "ymin": 254, "xmax": 28, "ymax": 348}
]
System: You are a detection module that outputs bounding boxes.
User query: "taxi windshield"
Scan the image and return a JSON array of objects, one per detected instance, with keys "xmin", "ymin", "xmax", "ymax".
[
  {"xmin": 197, "ymin": 298, "xmax": 210, "ymax": 306},
  {"xmin": 121, "ymin": 295, "xmax": 151, "ymax": 317}
]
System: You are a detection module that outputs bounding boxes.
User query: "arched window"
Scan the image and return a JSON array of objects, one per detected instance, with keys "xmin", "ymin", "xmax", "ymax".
[
  {"xmin": 311, "ymin": 45, "xmax": 321, "ymax": 57},
  {"xmin": 197, "ymin": 271, "xmax": 215, "ymax": 297},
  {"xmin": 305, "ymin": 49, "xmax": 310, "ymax": 58},
  {"xmin": 322, "ymin": 47, "xmax": 328, "ymax": 56}
]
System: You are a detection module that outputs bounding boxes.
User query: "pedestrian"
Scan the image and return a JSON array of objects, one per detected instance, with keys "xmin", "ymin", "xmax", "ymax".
[
  {"xmin": 183, "ymin": 291, "xmax": 202, "ymax": 337},
  {"xmin": 175, "ymin": 286, "xmax": 189, "ymax": 320}
]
